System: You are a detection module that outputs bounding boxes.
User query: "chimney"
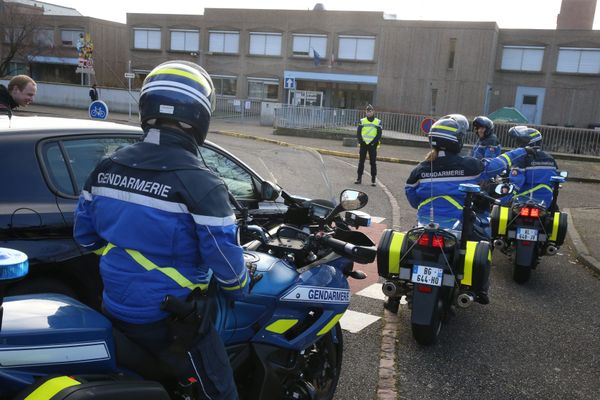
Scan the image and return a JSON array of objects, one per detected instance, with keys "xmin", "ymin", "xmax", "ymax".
[{"xmin": 557, "ymin": 0, "xmax": 597, "ymax": 29}]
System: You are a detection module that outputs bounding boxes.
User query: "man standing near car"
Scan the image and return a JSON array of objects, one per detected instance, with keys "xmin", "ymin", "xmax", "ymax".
[
  {"xmin": 0, "ymin": 75, "xmax": 37, "ymax": 118},
  {"xmin": 355, "ymin": 104, "xmax": 382, "ymax": 186},
  {"xmin": 74, "ymin": 61, "xmax": 246, "ymax": 399}
]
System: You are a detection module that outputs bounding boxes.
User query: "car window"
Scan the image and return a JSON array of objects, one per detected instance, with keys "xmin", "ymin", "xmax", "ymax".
[
  {"xmin": 199, "ymin": 146, "xmax": 256, "ymax": 199},
  {"xmin": 42, "ymin": 137, "xmax": 137, "ymax": 197}
]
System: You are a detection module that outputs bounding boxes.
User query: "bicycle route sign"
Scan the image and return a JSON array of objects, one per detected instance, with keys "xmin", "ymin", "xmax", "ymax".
[{"xmin": 89, "ymin": 100, "xmax": 109, "ymax": 120}]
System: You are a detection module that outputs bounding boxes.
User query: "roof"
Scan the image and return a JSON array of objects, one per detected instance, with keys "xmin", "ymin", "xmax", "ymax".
[{"xmin": 0, "ymin": 115, "xmax": 142, "ymax": 135}]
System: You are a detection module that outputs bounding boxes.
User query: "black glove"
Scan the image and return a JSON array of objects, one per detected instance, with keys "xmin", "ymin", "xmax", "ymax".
[{"xmin": 524, "ymin": 146, "xmax": 540, "ymax": 156}]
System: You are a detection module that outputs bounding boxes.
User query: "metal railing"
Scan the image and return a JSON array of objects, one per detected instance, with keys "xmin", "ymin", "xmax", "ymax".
[
  {"xmin": 213, "ymin": 96, "xmax": 261, "ymax": 121},
  {"xmin": 275, "ymin": 105, "xmax": 600, "ymax": 156}
]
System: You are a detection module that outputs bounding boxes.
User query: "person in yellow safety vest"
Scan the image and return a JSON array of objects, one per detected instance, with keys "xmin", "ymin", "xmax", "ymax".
[{"xmin": 355, "ymin": 104, "xmax": 382, "ymax": 186}]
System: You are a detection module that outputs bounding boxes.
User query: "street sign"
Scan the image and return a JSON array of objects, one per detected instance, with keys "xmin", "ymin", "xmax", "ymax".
[
  {"xmin": 89, "ymin": 100, "xmax": 109, "ymax": 120},
  {"xmin": 284, "ymin": 77, "xmax": 296, "ymax": 89},
  {"xmin": 124, "ymin": 72, "xmax": 135, "ymax": 79},
  {"xmin": 421, "ymin": 117, "xmax": 436, "ymax": 134}
]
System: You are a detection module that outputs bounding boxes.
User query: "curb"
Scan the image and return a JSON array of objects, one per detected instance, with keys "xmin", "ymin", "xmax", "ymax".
[
  {"xmin": 564, "ymin": 208, "xmax": 600, "ymax": 276},
  {"xmin": 212, "ymin": 130, "xmax": 599, "ymax": 183}
]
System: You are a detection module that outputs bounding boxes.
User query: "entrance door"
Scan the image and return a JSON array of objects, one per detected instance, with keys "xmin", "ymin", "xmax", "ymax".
[{"xmin": 515, "ymin": 86, "xmax": 545, "ymax": 125}]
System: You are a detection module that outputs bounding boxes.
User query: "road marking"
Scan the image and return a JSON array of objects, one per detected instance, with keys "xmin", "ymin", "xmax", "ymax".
[
  {"xmin": 340, "ymin": 309, "xmax": 381, "ymax": 333},
  {"xmin": 371, "ymin": 216, "xmax": 386, "ymax": 224},
  {"xmin": 356, "ymin": 283, "xmax": 386, "ymax": 301}
]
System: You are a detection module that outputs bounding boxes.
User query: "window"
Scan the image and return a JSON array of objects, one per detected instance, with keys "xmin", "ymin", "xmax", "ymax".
[
  {"xmin": 557, "ymin": 47, "xmax": 600, "ymax": 74},
  {"xmin": 292, "ymin": 34, "xmax": 327, "ymax": 57},
  {"xmin": 8, "ymin": 62, "xmax": 27, "ymax": 75},
  {"xmin": 213, "ymin": 75, "xmax": 237, "ymax": 96},
  {"xmin": 42, "ymin": 137, "xmax": 138, "ymax": 197},
  {"xmin": 501, "ymin": 46, "xmax": 544, "ymax": 71},
  {"xmin": 34, "ymin": 29, "xmax": 54, "ymax": 47},
  {"xmin": 248, "ymin": 78, "xmax": 279, "ymax": 100},
  {"xmin": 170, "ymin": 29, "xmax": 199, "ymax": 52},
  {"xmin": 209, "ymin": 31, "xmax": 239, "ymax": 54},
  {"xmin": 134, "ymin": 28, "xmax": 161, "ymax": 50},
  {"xmin": 448, "ymin": 38, "xmax": 457, "ymax": 69},
  {"xmin": 249, "ymin": 32, "xmax": 282, "ymax": 56},
  {"xmin": 338, "ymin": 35, "xmax": 375, "ymax": 61},
  {"xmin": 199, "ymin": 146, "xmax": 255, "ymax": 199},
  {"xmin": 60, "ymin": 29, "xmax": 84, "ymax": 47}
]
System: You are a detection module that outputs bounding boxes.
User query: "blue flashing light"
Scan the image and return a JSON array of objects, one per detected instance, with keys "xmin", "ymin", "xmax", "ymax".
[
  {"xmin": 550, "ymin": 176, "xmax": 565, "ymax": 183},
  {"xmin": 0, "ymin": 248, "xmax": 29, "ymax": 281},
  {"xmin": 459, "ymin": 183, "xmax": 481, "ymax": 193}
]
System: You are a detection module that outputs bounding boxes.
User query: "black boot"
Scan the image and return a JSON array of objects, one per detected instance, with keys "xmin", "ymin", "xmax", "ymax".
[
  {"xmin": 354, "ymin": 178, "xmax": 362, "ymax": 184},
  {"xmin": 371, "ymin": 178, "xmax": 376, "ymax": 187},
  {"xmin": 475, "ymin": 291, "xmax": 490, "ymax": 305}
]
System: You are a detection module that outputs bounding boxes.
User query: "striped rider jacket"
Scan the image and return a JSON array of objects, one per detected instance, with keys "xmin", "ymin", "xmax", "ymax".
[
  {"xmin": 405, "ymin": 148, "xmax": 527, "ymax": 229},
  {"xmin": 74, "ymin": 127, "xmax": 249, "ymax": 324},
  {"xmin": 509, "ymin": 150, "xmax": 558, "ymax": 208},
  {"xmin": 470, "ymin": 133, "xmax": 501, "ymax": 160}
]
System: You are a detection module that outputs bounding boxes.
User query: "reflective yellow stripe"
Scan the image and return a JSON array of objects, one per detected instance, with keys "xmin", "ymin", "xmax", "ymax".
[
  {"xmin": 25, "ymin": 376, "xmax": 80, "ymax": 400},
  {"xmin": 550, "ymin": 212, "xmax": 560, "ymax": 241},
  {"xmin": 461, "ymin": 241, "xmax": 476, "ymax": 286},
  {"xmin": 265, "ymin": 319, "xmax": 299, "ymax": 334},
  {"xmin": 515, "ymin": 184, "xmax": 553, "ymax": 199},
  {"xmin": 498, "ymin": 206, "xmax": 509, "ymax": 235},
  {"xmin": 147, "ymin": 68, "xmax": 211, "ymax": 91},
  {"xmin": 434, "ymin": 125, "xmax": 457, "ymax": 132},
  {"xmin": 102, "ymin": 242, "xmax": 116, "ymax": 256},
  {"xmin": 93, "ymin": 245, "xmax": 106, "ymax": 255},
  {"xmin": 124, "ymin": 249, "xmax": 208, "ymax": 291},
  {"xmin": 220, "ymin": 273, "xmax": 249, "ymax": 291},
  {"xmin": 317, "ymin": 313, "xmax": 344, "ymax": 336},
  {"xmin": 418, "ymin": 195, "xmax": 463, "ymax": 210},
  {"xmin": 388, "ymin": 232, "xmax": 405, "ymax": 274},
  {"xmin": 501, "ymin": 153, "xmax": 512, "ymax": 168}
]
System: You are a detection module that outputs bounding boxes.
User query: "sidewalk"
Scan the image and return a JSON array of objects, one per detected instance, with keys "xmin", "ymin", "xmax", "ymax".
[{"xmin": 17, "ymin": 104, "xmax": 600, "ymax": 273}]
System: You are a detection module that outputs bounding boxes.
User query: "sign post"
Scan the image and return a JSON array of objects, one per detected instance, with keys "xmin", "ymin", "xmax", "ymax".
[{"xmin": 125, "ymin": 61, "xmax": 134, "ymax": 120}]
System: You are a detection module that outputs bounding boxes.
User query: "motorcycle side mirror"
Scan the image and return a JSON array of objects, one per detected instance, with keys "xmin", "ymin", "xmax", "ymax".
[
  {"xmin": 495, "ymin": 183, "xmax": 514, "ymax": 195},
  {"xmin": 550, "ymin": 176, "xmax": 566, "ymax": 184},
  {"xmin": 559, "ymin": 171, "xmax": 568, "ymax": 178},
  {"xmin": 261, "ymin": 180, "xmax": 282, "ymax": 201},
  {"xmin": 339, "ymin": 190, "xmax": 368, "ymax": 211}
]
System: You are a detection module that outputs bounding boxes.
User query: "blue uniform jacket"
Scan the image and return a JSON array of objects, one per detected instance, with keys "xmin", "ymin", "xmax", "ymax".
[
  {"xmin": 470, "ymin": 133, "xmax": 501, "ymax": 160},
  {"xmin": 509, "ymin": 150, "xmax": 558, "ymax": 208},
  {"xmin": 405, "ymin": 148, "xmax": 527, "ymax": 228},
  {"xmin": 74, "ymin": 128, "xmax": 249, "ymax": 324}
]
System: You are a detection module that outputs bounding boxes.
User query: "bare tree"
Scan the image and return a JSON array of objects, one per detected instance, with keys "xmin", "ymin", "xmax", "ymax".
[{"xmin": 0, "ymin": 0, "xmax": 45, "ymax": 77}]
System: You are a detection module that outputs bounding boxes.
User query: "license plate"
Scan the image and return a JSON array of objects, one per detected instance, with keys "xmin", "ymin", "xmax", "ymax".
[
  {"xmin": 516, "ymin": 227, "xmax": 538, "ymax": 241},
  {"xmin": 411, "ymin": 265, "xmax": 443, "ymax": 287}
]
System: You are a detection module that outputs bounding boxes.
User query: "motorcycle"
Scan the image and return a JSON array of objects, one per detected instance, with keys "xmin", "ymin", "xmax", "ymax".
[
  {"xmin": 490, "ymin": 172, "xmax": 569, "ymax": 283},
  {"xmin": 377, "ymin": 184, "xmax": 497, "ymax": 345},
  {"xmin": 0, "ymin": 148, "xmax": 377, "ymax": 400}
]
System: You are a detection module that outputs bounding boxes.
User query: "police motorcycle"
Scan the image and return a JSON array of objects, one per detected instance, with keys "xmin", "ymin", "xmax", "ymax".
[
  {"xmin": 490, "ymin": 171, "xmax": 568, "ymax": 284},
  {"xmin": 377, "ymin": 184, "xmax": 498, "ymax": 346},
  {"xmin": 0, "ymin": 147, "xmax": 377, "ymax": 400}
]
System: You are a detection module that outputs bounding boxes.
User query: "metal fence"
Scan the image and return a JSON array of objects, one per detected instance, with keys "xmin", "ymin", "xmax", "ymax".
[
  {"xmin": 213, "ymin": 96, "xmax": 261, "ymax": 121},
  {"xmin": 274, "ymin": 105, "xmax": 600, "ymax": 156}
]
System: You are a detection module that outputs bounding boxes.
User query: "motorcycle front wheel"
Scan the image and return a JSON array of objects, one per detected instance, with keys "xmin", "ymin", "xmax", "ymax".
[{"xmin": 285, "ymin": 323, "xmax": 343, "ymax": 400}]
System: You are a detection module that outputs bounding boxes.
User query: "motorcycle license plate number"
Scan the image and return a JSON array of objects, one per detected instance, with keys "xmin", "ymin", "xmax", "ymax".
[
  {"xmin": 516, "ymin": 228, "xmax": 539, "ymax": 241},
  {"xmin": 411, "ymin": 265, "xmax": 443, "ymax": 287}
]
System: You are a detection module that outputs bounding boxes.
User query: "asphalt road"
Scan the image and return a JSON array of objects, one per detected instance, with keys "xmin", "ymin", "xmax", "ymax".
[{"xmin": 212, "ymin": 134, "xmax": 600, "ymax": 400}]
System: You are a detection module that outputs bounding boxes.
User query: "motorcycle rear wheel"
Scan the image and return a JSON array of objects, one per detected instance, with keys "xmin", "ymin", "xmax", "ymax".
[
  {"xmin": 513, "ymin": 263, "xmax": 532, "ymax": 284},
  {"xmin": 286, "ymin": 323, "xmax": 343, "ymax": 400},
  {"xmin": 411, "ymin": 297, "xmax": 443, "ymax": 346}
]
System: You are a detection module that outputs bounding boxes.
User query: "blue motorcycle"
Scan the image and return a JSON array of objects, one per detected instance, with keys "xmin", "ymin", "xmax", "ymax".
[{"xmin": 0, "ymin": 187, "xmax": 376, "ymax": 400}]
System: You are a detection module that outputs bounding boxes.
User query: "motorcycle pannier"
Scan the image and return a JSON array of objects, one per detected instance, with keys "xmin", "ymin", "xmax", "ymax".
[
  {"xmin": 490, "ymin": 205, "xmax": 511, "ymax": 238},
  {"xmin": 18, "ymin": 375, "xmax": 170, "ymax": 400},
  {"xmin": 546, "ymin": 211, "xmax": 568, "ymax": 246},
  {"xmin": 460, "ymin": 241, "xmax": 491, "ymax": 288},
  {"xmin": 377, "ymin": 229, "xmax": 409, "ymax": 279}
]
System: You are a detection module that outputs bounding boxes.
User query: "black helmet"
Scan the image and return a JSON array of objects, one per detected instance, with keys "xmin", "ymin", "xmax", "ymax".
[
  {"xmin": 442, "ymin": 114, "xmax": 469, "ymax": 134},
  {"xmin": 509, "ymin": 125, "xmax": 542, "ymax": 147},
  {"xmin": 428, "ymin": 117, "xmax": 465, "ymax": 153},
  {"xmin": 472, "ymin": 116, "xmax": 494, "ymax": 138},
  {"xmin": 139, "ymin": 60, "xmax": 215, "ymax": 145}
]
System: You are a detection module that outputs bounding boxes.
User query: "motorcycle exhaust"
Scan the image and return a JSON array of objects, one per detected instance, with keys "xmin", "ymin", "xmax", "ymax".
[
  {"xmin": 493, "ymin": 239, "xmax": 505, "ymax": 249},
  {"xmin": 457, "ymin": 292, "xmax": 474, "ymax": 308},
  {"xmin": 546, "ymin": 245, "xmax": 558, "ymax": 256},
  {"xmin": 382, "ymin": 281, "xmax": 401, "ymax": 298}
]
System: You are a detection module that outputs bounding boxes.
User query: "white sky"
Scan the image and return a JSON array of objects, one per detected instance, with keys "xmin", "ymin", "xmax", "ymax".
[{"xmin": 40, "ymin": 0, "xmax": 600, "ymax": 30}]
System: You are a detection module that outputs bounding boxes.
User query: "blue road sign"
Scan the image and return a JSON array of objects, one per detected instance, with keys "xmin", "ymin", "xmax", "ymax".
[
  {"xmin": 284, "ymin": 77, "xmax": 296, "ymax": 89},
  {"xmin": 89, "ymin": 100, "xmax": 109, "ymax": 120}
]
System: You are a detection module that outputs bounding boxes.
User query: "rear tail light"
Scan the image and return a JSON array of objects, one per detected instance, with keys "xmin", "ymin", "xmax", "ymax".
[
  {"xmin": 417, "ymin": 235, "xmax": 429, "ymax": 246},
  {"xmin": 432, "ymin": 236, "xmax": 444, "ymax": 248},
  {"xmin": 417, "ymin": 284, "xmax": 433, "ymax": 293},
  {"xmin": 519, "ymin": 207, "xmax": 541, "ymax": 218},
  {"xmin": 520, "ymin": 207, "xmax": 530, "ymax": 217},
  {"xmin": 530, "ymin": 208, "xmax": 540, "ymax": 218}
]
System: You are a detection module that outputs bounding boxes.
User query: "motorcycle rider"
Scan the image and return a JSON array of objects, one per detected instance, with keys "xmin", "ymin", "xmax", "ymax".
[
  {"xmin": 405, "ymin": 116, "xmax": 530, "ymax": 304},
  {"xmin": 471, "ymin": 116, "xmax": 501, "ymax": 160},
  {"xmin": 74, "ymin": 60, "xmax": 247, "ymax": 399},
  {"xmin": 508, "ymin": 126, "xmax": 559, "ymax": 208}
]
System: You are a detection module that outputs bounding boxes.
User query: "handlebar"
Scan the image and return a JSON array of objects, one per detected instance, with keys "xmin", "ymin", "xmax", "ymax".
[{"xmin": 318, "ymin": 232, "xmax": 377, "ymax": 264}]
